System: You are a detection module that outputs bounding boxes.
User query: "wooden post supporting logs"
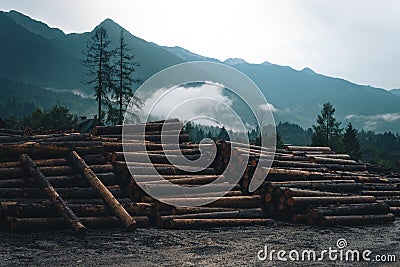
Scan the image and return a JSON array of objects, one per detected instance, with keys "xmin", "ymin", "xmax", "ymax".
[
  {"xmin": 68, "ymin": 151, "xmax": 137, "ymax": 231},
  {"xmin": 19, "ymin": 154, "xmax": 86, "ymax": 233}
]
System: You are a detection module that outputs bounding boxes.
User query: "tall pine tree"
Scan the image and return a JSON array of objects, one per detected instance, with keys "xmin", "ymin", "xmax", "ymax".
[
  {"xmin": 343, "ymin": 122, "xmax": 362, "ymax": 160},
  {"xmin": 311, "ymin": 102, "xmax": 343, "ymax": 151},
  {"xmin": 111, "ymin": 30, "xmax": 142, "ymax": 125},
  {"xmin": 83, "ymin": 27, "xmax": 113, "ymax": 125}
]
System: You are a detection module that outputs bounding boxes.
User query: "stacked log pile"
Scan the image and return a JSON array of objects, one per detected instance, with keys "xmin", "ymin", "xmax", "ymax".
[
  {"xmin": 1, "ymin": 118, "xmax": 398, "ymax": 231},
  {"xmin": 94, "ymin": 120, "xmax": 275, "ymax": 229},
  {"xmin": 215, "ymin": 142, "xmax": 398, "ymax": 225},
  {"xmin": 0, "ymin": 134, "xmax": 148, "ymax": 232}
]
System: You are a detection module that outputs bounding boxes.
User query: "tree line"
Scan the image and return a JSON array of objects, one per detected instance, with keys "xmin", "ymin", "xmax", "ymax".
[{"xmin": 183, "ymin": 102, "xmax": 400, "ymax": 171}]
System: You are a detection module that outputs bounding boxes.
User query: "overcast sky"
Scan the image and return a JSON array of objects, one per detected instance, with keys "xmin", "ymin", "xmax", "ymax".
[{"xmin": 1, "ymin": 0, "xmax": 399, "ymax": 90}]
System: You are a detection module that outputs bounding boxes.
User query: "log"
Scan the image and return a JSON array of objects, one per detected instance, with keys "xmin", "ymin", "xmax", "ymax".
[
  {"xmin": 106, "ymin": 134, "xmax": 190, "ymax": 143},
  {"xmin": 283, "ymin": 188, "xmax": 346, "ymax": 197},
  {"xmin": 272, "ymin": 160, "xmax": 321, "ymax": 169},
  {"xmin": 6, "ymin": 216, "xmax": 149, "ymax": 232},
  {"xmin": 19, "ymin": 154, "xmax": 85, "ymax": 233},
  {"xmin": 31, "ymin": 141, "xmax": 102, "ymax": 148},
  {"xmin": 0, "ymin": 186, "xmax": 122, "ymax": 199},
  {"xmin": 0, "ymin": 142, "xmax": 103, "ymax": 160},
  {"xmin": 286, "ymin": 196, "xmax": 376, "ymax": 207},
  {"xmin": 306, "ymin": 153, "xmax": 352, "ymax": 160},
  {"xmin": 389, "ymin": 207, "xmax": 400, "ymax": 216},
  {"xmin": 0, "ymin": 164, "xmax": 113, "ymax": 180},
  {"xmin": 15, "ymin": 202, "xmax": 152, "ymax": 218},
  {"xmin": 160, "ymin": 208, "xmax": 266, "ymax": 222},
  {"xmin": 361, "ymin": 191, "xmax": 400, "ymax": 197},
  {"xmin": 321, "ymin": 164, "xmax": 367, "ymax": 172},
  {"xmin": 0, "ymin": 198, "xmax": 133, "ymax": 205},
  {"xmin": 157, "ymin": 195, "xmax": 261, "ymax": 209},
  {"xmin": 0, "ymin": 173, "xmax": 117, "ymax": 188},
  {"xmin": 122, "ymin": 152, "xmax": 204, "ymax": 165},
  {"xmin": 162, "ymin": 218, "xmax": 275, "ymax": 229},
  {"xmin": 124, "ymin": 165, "xmax": 216, "ymax": 176},
  {"xmin": 310, "ymin": 202, "xmax": 390, "ymax": 218},
  {"xmin": 104, "ymin": 142, "xmax": 211, "ymax": 153},
  {"xmin": 285, "ymin": 146, "xmax": 332, "ymax": 152},
  {"xmin": 137, "ymin": 182, "xmax": 239, "ymax": 193},
  {"xmin": 154, "ymin": 190, "xmax": 243, "ymax": 199},
  {"xmin": 382, "ymin": 199, "xmax": 400, "ymax": 207},
  {"xmin": 319, "ymin": 214, "xmax": 395, "ymax": 226},
  {"xmin": 132, "ymin": 174, "xmax": 220, "ymax": 184},
  {"xmin": 267, "ymin": 182, "xmax": 362, "ymax": 193},
  {"xmin": 363, "ymin": 184, "xmax": 399, "ymax": 191},
  {"xmin": 171, "ymin": 207, "xmax": 236, "ymax": 215},
  {"xmin": 267, "ymin": 168, "xmax": 324, "ymax": 179},
  {"xmin": 69, "ymin": 151, "xmax": 136, "ymax": 230},
  {"xmin": 226, "ymin": 141, "xmax": 278, "ymax": 153},
  {"xmin": 308, "ymin": 156, "xmax": 358, "ymax": 165},
  {"xmin": 94, "ymin": 120, "xmax": 182, "ymax": 135},
  {"xmin": 112, "ymin": 149, "xmax": 203, "ymax": 161}
]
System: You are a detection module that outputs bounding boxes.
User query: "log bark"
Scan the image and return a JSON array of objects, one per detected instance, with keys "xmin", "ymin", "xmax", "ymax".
[
  {"xmin": 0, "ymin": 173, "xmax": 117, "ymax": 188},
  {"xmin": 321, "ymin": 164, "xmax": 367, "ymax": 172},
  {"xmin": 132, "ymin": 174, "xmax": 220, "ymax": 184},
  {"xmin": 319, "ymin": 214, "xmax": 395, "ymax": 226},
  {"xmin": 0, "ymin": 164, "xmax": 114, "ymax": 180},
  {"xmin": 104, "ymin": 134, "xmax": 190, "ymax": 143},
  {"xmin": 94, "ymin": 120, "xmax": 182, "ymax": 135},
  {"xmin": 162, "ymin": 218, "xmax": 275, "ymax": 229},
  {"xmin": 159, "ymin": 208, "xmax": 266, "ymax": 223},
  {"xmin": 121, "ymin": 152, "xmax": 203, "ymax": 165},
  {"xmin": 272, "ymin": 160, "xmax": 321, "ymax": 169},
  {"xmin": 308, "ymin": 156, "xmax": 357, "ymax": 165},
  {"xmin": 0, "ymin": 185, "xmax": 122, "ymax": 199},
  {"xmin": 170, "ymin": 207, "xmax": 236, "ymax": 215},
  {"xmin": 125, "ymin": 165, "xmax": 216, "ymax": 176},
  {"xmin": 310, "ymin": 202, "xmax": 390, "ymax": 218},
  {"xmin": 361, "ymin": 191, "xmax": 400, "ymax": 197},
  {"xmin": 157, "ymin": 195, "xmax": 261, "ymax": 209},
  {"xmin": 306, "ymin": 153, "xmax": 352, "ymax": 160},
  {"xmin": 283, "ymin": 188, "xmax": 346, "ymax": 197},
  {"xmin": 0, "ymin": 143, "xmax": 103, "ymax": 160},
  {"xmin": 286, "ymin": 196, "xmax": 376, "ymax": 207},
  {"xmin": 19, "ymin": 154, "xmax": 85, "ymax": 233},
  {"xmin": 69, "ymin": 151, "xmax": 136, "ymax": 231},
  {"xmin": 285, "ymin": 146, "xmax": 332, "ymax": 152},
  {"xmin": 15, "ymin": 202, "xmax": 152, "ymax": 218}
]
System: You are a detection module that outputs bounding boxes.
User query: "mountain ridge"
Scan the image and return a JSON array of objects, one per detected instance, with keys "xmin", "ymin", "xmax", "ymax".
[{"xmin": 1, "ymin": 10, "xmax": 399, "ymax": 132}]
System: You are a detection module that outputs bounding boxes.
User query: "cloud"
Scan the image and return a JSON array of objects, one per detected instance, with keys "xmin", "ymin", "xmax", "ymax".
[
  {"xmin": 141, "ymin": 83, "xmax": 248, "ymax": 131},
  {"xmin": 258, "ymin": 103, "xmax": 278, "ymax": 112},
  {"xmin": 345, "ymin": 113, "xmax": 400, "ymax": 130},
  {"xmin": 345, "ymin": 113, "xmax": 400, "ymax": 122}
]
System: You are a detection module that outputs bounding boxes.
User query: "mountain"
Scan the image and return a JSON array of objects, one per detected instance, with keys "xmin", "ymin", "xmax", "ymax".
[
  {"xmin": 162, "ymin": 46, "xmax": 219, "ymax": 62},
  {"xmin": 390, "ymin": 89, "xmax": 400, "ymax": 96},
  {"xmin": 223, "ymin": 58, "xmax": 248, "ymax": 65},
  {"xmin": 0, "ymin": 10, "xmax": 184, "ymax": 91},
  {"xmin": 1, "ymin": 10, "xmax": 400, "ymax": 132},
  {"xmin": 5, "ymin": 10, "xmax": 65, "ymax": 40}
]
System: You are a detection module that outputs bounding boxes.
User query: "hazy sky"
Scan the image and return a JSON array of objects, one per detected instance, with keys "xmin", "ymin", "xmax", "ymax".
[{"xmin": 1, "ymin": 0, "xmax": 399, "ymax": 89}]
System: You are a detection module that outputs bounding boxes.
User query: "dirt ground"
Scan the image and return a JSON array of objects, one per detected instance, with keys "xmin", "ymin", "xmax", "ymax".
[{"xmin": 0, "ymin": 220, "xmax": 399, "ymax": 267}]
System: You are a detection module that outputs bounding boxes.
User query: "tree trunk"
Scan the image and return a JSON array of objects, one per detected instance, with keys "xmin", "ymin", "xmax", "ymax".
[
  {"xmin": 68, "ymin": 151, "xmax": 136, "ymax": 231},
  {"xmin": 19, "ymin": 154, "xmax": 86, "ymax": 233}
]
